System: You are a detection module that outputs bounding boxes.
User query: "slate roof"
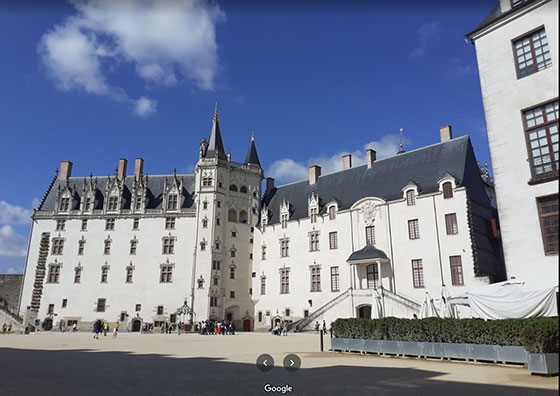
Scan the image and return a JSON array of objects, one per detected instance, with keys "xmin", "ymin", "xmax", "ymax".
[
  {"xmin": 467, "ymin": 0, "xmax": 539, "ymax": 40},
  {"xmin": 38, "ymin": 174, "xmax": 196, "ymax": 212},
  {"xmin": 204, "ymin": 106, "xmax": 227, "ymax": 160},
  {"xmin": 244, "ymin": 137, "xmax": 261, "ymax": 167},
  {"xmin": 347, "ymin": 245, "xmax": 389, "ymax": 263},
  {"xmin": 263, "ymin": 136, "xmax": 482, "ymax": 223}
]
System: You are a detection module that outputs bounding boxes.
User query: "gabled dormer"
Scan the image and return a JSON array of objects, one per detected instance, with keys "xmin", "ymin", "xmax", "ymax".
[
  {"xmin": 56, "ymin": 181, "xmax": 77, "ymax": 214},
  {"xmin": 280, "ymin": 198, "xmax": 291, "ymax": 229},
  {"xmin": 81, "ymin": 175, "xmax": 98, "ymax": 213},
  {"xmin": 261, "ymin": 204, "xmax": 270, "ymax": 228},
  {"xmin": 402, "ymin": 180, "xmax": 421, "ymax": 206},
  {"xmin": 104, "ymin": 175, "xmax": 124, "ymax": 214},
  {"xmin": 164, "ymin": 170, "xmax": 183, "ymax": 212},
  {"xmin": 131, "ymin": 175, "xmax": 148, "ymax": 214},
  {"xmin": 308, "ymin": 191, "xmax": 320, "ymax": 223},
  {"xmin": 326, "ymin": 198, "xmax": 340, "ymax": 220},
  {"xmin": 437, "ymin": 172, "xmax": 457, "ymax": 199}
]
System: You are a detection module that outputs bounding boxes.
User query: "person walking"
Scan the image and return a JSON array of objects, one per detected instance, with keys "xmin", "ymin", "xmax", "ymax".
[
  {"xmin": 93, "ymin": 320, "xmax": 101, "ymax": 339},
  {"xmin": 113, "ymin": 321, "xmax": 119, "ymax": 338},
  {"xmin": 103, "ymin": 321, "xmax": 109, "ymax": 337},
  {"xmin": 314, "ymin": 321, "xmax": 320, "ymax": 335},
  {"xmin": 322, "ymin": 320, "xmax": 327, "ymax": 335},
  {"xmin": 72, "ymin": 323, "xmax": 77, "ymax": 333},
  {"xmin": 2, "ymin": 323, "xmax": 6, "ymax": 334},
  {"xmin": 7, "ymin": 323, "xmax": 12, "ymax": 334}
]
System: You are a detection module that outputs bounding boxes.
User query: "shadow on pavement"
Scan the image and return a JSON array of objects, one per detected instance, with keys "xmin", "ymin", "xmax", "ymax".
[{"xmin": 0, "ymin": 347, "xmax": 553, "ymax": 396}]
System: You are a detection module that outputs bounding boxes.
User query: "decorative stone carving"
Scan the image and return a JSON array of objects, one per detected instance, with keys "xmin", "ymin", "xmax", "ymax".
[{"xmin": 360, "ymin": 201, "xmax": 379, "ymax": 226}]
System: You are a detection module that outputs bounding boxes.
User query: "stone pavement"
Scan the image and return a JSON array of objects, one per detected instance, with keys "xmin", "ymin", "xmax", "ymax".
[{"xmin": 0, "ymin": 332, "xmax": 557, "ymax": 396}]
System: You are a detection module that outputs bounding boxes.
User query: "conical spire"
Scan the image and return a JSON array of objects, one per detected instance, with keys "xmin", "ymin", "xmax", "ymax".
[
  {"xmin": 244, "ymin": 133, "xmax": 261, "ymax": 167},
  {"xmin": 205, "ymin": 101, "xmax": 227, "ymax": 160}
]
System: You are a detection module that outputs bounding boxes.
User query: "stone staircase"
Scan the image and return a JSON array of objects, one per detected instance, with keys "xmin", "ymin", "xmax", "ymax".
[
  {"xmin": 28, "ymin": 232, "xmax": 50, "ymax": 325},
  {"xmin": 290, "ymin": 288, "xmax": 352, "ymax": 332}
]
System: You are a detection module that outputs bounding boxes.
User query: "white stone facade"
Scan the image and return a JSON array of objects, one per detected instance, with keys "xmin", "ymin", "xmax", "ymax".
[{"xmin": 469, "ymin": 0, "xmax": 559, "ymax": 282}]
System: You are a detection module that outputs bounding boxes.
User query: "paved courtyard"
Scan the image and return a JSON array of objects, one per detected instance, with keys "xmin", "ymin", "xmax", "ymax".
[{"xmin": 0, "ymin": 332, "xmax": 557, "ymax": 396}]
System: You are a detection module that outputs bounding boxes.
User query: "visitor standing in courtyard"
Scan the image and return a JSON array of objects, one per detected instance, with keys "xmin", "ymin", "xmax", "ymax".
[
  {"xmin": 2, "ymin": 323, "xmax": 6, "ymax": 334},
  {"xmin": 103, "ymin": 321, "xmax": 109, "ymax": 336},
  {"xmin": 93, "ymin": 320, "xmax": 101, "ymax": 339},
  {"xmin": 322, "ymin": 320, "xmax": 327, "ymax": 335},
  {"xmin": 314, "ymin": 321, "xmax": 320, "ymax": 334},
  {"xmin": 113, "ymin": 321, "xmax": 119, "ymax": 338},
  {"xmin": 72, "ymin": 323, "xmax": 77, "ymax": 333}
]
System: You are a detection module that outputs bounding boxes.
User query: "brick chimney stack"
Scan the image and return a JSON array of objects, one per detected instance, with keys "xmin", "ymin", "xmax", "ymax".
[
  {"xmin": 266, "ymin": 177, "xmax": 275, "ymax": 193},
  {"xmin": 59, "ymin": 161, "xmax": 73, "ymax": 180},
  {"xmin": 134, "ymin": 158, "xmax": 144, "ymax": 182},
  {"xmin": 117, "ymin": 158, "xmax": 127, "ymax": 181},
  {"xmin": 440, "ymin": 125, "xmax": 453, "ymax": 142},
  {"xmin": 366, "ymin": 149, "xmax": 376, "ymax": 168},
  {"xmin": 309, "ymin": 165, "xmax": 321, "ymax": 185},
  {"xmin": 342, "ymin": 154, "xmax": 352, "ymax": 170}
]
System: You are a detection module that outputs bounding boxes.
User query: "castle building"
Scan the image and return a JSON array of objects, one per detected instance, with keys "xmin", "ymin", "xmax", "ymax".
[
  {"xmin": 18, "ymin": 106, "xmax": 504, "ymax": 331},
  {"xmin": 467, "ymin": 0, "xmax": 558, "ymax": 282}
]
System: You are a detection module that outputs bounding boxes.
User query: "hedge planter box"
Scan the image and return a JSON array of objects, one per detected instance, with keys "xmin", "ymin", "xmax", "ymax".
[
  {"xmin": 528, "ymin": 353, "xmax": 559, "ymax": 376},
  {"xmin": 331, "ymin": 337, "xmax": 558, "ymax": 374}
]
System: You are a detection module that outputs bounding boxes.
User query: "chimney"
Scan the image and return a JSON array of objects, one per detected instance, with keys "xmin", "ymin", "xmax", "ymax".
[
  {"xmin": 440, "ymin": 125, "xmax": 453, "ymax": 142},
  {"xmin": 134, "ymin": 158, "xmax": 144, "ymax": 182},
  {"xmin": 309, "ymin": 165, "xmax": 321, "ymax": 185},
  {"xmin": 266, "ymin": 177, "xmax": 275, "ymax": 193},
  {"xmin": 366, "ymin": 149, "xmax": 376, "ymax": 168},
  {"xmin": 342, "ymin": 154, "xmax": 352, "ymax": 170},
  {"xmin": 59, "ymin": 161, "xmax": 73, "ymax": 180},
  {"xmin": 117, "ymin": 158, "xmax": 127, "ymax": 181}
]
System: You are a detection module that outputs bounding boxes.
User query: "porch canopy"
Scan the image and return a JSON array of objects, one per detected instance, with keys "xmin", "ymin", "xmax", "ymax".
[{"xmin": 346, "ymin": 244, "xmax": 389, "ymax": 264}]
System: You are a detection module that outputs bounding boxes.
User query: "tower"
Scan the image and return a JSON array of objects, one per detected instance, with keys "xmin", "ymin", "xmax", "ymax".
[{"xmin": 191, "ymin": 104, "xmax": 263, "ymax": 329}]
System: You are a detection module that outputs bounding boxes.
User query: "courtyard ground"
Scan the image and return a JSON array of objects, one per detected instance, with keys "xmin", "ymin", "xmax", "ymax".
[{"xmin": 0, "ymin": 331, "xmax": 557, "ymax": 396}]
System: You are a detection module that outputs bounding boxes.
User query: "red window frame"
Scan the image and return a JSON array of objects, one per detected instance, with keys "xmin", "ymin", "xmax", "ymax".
[
  {"xmin": 443, "ymin": 182, "xmax": 453, "ymax": 199},
  {"xmin": 450, "ymin": 256, "xmax": 464, "ymax": 285},
  {"xmin": 406, "ymin": 190, "xmax": 415, "ymax": 206},
  {"xmin": 445, "ymin": 213, "xmax": 458, "ymax": 235},
  {"xmin": 329, "ymin": 231, "xmax": 338, "ymax": 249},
  {"xmin": 408, "ymin": 219, "xmax": 420, "ymax": 239},
  {"xmin": 537, "ymin": 195, "xmax": 559, "ymax": 254},
  {"xmin": 365, "ymin": 226, "xmax": 375, "ymax": 245},
  {"xmin": 330, "ymin": 266, "xmax": 340, "ymax": 292},
  {"xmin": 412, "ymin": 259, "xmax": 424, "ymax": 288}
]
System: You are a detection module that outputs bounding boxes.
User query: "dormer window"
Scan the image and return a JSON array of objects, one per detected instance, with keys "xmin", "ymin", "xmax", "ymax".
[
  {"xmin": 107, "ymin": 196, "xmax": 118, "ymax": 211},
  {"xmin": 84, "ymin": 197, "xmax": 92, "ymax": 211},
  {"xmin": 59, "ymin": 197, "xmax": 70, "ymax": 211},
  {"xmin": 310, "ymin": 207, "xmax": 318, "ymax": 223},
  {"xmin": 134, "ymin": 196, "xmax": 142, "ymax": 210},
  {"xmin": 281, "ymin": 213, "xmax": 288, "ymax": 229},
  {"xmin": 443, "ymin": 182, "xmax": 453, "ymax": 199},
  {"xmin": 168, "ymin": 194, "xmax": 178, "ymax": 210},
  {"xmin": 328, "ymin": 206, "xmax": 336, "ymax": 220},
  {"xmin": 406, "ymin": 190, "xmax": 416, "ymax": 206}
]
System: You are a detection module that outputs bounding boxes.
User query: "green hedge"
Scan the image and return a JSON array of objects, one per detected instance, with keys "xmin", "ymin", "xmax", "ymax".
[{"xmin": 331, "ymin": 317, "xmax": 559, "ymax": 353}]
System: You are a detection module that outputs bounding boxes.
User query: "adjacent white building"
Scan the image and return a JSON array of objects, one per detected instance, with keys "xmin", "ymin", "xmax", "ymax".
[
  {"xmin": 468, "ymin": 0, "xmax": 558, "ymax": 282},
  {"xmin": 18, "ymin": 106, "xmax": 505, "ymax": 331}
]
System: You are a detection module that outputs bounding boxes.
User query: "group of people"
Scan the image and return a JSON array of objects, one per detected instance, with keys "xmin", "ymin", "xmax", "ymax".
[
  {"xmin": 315, "ymin": 320, "xmax": 328, "ymax": 335},
  {"xmin": 2, "ymin": 323, "xmax": 12, "ymax": 334},
  {"xmin": 93, "ymin": 319, "xmax": 119, "ymax": 339},
  {"xmin": 271, "ymin": 320, "xmax": 289, "ymax": 336},
  {"xmin": 199, "ymin": 320, "xmax": 236, "ymax": 335}
]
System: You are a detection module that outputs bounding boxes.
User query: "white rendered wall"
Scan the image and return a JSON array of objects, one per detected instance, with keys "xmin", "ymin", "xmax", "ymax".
[{"xmin": 472, "ymin": 0, "xmax": 559, "ymax": 281}]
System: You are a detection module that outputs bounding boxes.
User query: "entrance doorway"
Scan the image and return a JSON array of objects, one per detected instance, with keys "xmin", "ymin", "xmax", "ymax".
[
  {"xmin": 131, "ymin": 319, "xmax": 142, "ymax": 332},
  {"xmin": 226, "ymin": 312, "xmax": 233, "ymax": 321},
  {"xmin": 43, "ymin": 318, "xmax": 53, "ymax": 331},
  {"xmin": 243, "ymin": 319, "xmax": 251, "ymax": 331},
  {"xmin": 357, "ymin": 305, "xmax": 371, "ymax": 319}
]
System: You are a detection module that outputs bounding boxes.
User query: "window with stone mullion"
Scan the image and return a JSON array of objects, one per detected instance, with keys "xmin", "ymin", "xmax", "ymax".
[{"xmin": 524, "ymin": 100, "xmax": 559, "ymax": 180}]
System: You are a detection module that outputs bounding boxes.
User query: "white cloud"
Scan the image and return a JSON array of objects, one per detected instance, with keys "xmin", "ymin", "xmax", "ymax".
[
  {"xmin": 31, "ymin": 197, "xmax": 41, "ymax": 210},
  {"xmin": 0, "ymin": 201, "xmax": 32, "ymax": 225},
  {"xmin": 410, "ymin": 22, "xmax": 441, "ymax": 59},
  {"xmin": 134, "ymin": 96, "xmax": 157, "ymax": 117},
  {"xmin": 6, "ymin": 267, "xmax": 19, "ymax": 275},
  {"xmin": 0, "ymin": 225, "xmax": 28, "ymax": 258},
  {"xmin": 38, "ymin": 0, "xmax": 225, "ymax": 115},
  {"xmin": 268, "ymin": 134, "xmax": 406, "ymax": 184}
]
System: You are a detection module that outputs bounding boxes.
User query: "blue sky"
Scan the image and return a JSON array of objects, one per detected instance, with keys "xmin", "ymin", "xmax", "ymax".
[{"xmin": 0, "ymin": 0, "xmax": 495, "ymax": 274}]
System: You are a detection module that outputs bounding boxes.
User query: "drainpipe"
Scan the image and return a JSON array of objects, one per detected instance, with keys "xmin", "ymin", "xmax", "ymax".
[
  {"xmin": 386, "ymin": 204, "xmax": 396, "ymax": 293},
  {"xmin": 432, "ymin": 196, "xmax": 445, "ymax": 285},
  {"xmin": 349, "ymin": 208, "xmax": 355, "ymax": 316}
]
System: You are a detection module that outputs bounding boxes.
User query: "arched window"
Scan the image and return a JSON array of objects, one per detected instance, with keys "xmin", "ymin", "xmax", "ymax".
[
  {"xmin": 366, "ymin": 264, "xmax": 379, "ymax": 289},
  {"xmin": 239, "ymin": 210, "xmax": 248, "ymax": 224},
  {"xmin": 443, "ymin": 182, "xmax": 453, "ymax": 199},
  {"xmin": 229, "ymin": 184, "xmax": 238, "ymax": 192},
  {"xmin": 240, "ymin": 186, "xmax": 248, "ymax": 193},
  {"xmin": 228, "ymin": 208, "xmax": 237, "ymax": 222}
]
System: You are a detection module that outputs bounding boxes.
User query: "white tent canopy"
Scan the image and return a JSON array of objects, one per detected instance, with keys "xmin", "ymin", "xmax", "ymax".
[
  {"xmin": 371, "ymin": 289, "xmax": 383, "ymax": 319},
  {"xmin": 466, "ymin": 279, "xmax": 558, "ymax": 320}
]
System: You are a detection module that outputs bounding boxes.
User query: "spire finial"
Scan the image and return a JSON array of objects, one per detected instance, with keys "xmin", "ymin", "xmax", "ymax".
[
  {"xmin": 213, "ymin": 99, "xmax": 219, "ymax": 122},
  {"xmin": 251, "ymin": 131, "xmax": 255, "ymax": 141},
  {"xmin": 398, "ymin": 128, "xmax": 405, "ymax": 154}
]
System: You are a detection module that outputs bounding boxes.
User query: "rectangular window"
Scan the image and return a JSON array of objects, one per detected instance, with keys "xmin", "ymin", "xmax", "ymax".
[
  {"xmin": 62, "ymin": 299, "xmax": 67, "ymax": 308},
  {"xmin": 101, "ymin": 266, "xmax": 109, "ymax": 283},
  {"xmin": 281, "ymin": 213, "xmax": 288, "ymax": 229},
  {"xmin": 135, "ymin": 304, "xmax": 141, "ymax": 312},
  {"xmin": 365, "ymin": 226, "xmax": 375, "ymax": 245},
  {"xmin": 212, "ymin": 260, "xmax": 221, "ymax": 270},
  {"xmin": 78, "ymin": 240, "xmax": 85, "ymax": 255},
  {"xmin": 330, "ymin": 266, "xmax": 340, "ymax": 292},
  {"xmin": 445, "ymin": 213, "xmax": 458, "ymax": 235},
  {"xmin": 168, "ymin": 194, "xmax": 178, "ymax": 210},
  {"xmin": 157, "ymin": 305, "xmax": 164, "ymax": 315},
  {"xmin": 329, "ymin": 232, "xmax": 338, "ymax": 249},
  {"xmin": 81, "ymin": 219, "xmax": 88, "ymax": 231},
  {"xmin": 260, "ymin": 276, "xmax": 266, "ymax": 295},
  {"xmin": 406, "ymin": 190, "xmax": 416, "ymax": 206},
  {"xmin": 513, "ymin": 28, "xmax": 552, "ymax": 79},
  {"xmin": 443, "ymin": 182, "xmax": 453, "ymax": 199},
  {"xmin": 96, "ymin": 298, "xmax": 106, "ymax": 312},
  {"xmin": 165, "ymin": 217, "xmax": 176, "ymax": 230},
  {"xmin": 210, "ymin": 296, "xmax": 218, "ymax": 307},
  {"xmin": 261, "ymin": 245, "xmax": 266, "ymax": 260},
  {"xmin": 51, "ymin": 239, "xmax": 64, "ymax": 255},
  {"xmin": 304, "ymin": 310, "xmax": 309, "ymax": 317},
  {"xmin": 126, "ymin": 267, "xmax": 133, "ymax": 283},
  {"xmin": 47, "ymin": 264, "xmax": 61, "ymax": 283},
  {"xmin": 133, "ymin": 218, "xmax": 140, "ymax": 230},
  {"xmin": 258, "ymin": 311, "xmax": 263, "ymax": 322},
  {"xmin": 280, "ymin": 269, "xmax": 290, "ymax": 294},
  {"xmin": 285, "ymin": 308, "xmax": 290, "ymax": 316},
  {"xmin": 310, "ymin": 207, "xmax": 318, "ymax": 223},
  {"xmin": 84, "ymin": 197, "xmax": 92, "ymax": 211},
  {"xmin": 524, "ymin": 100, "xmax": 559, "ymax": 181},
  {"xmin": 48, "ymin": 304, "xmax": 55, "ymax": 314},
  {"xmin": 160, "ymin": 265, "xmax": 173, "ymax": 283},
  {"xmin": 104, "ymin": 240, "xmax": 111, "ymax": 255},
  {"xmin": 309, "ymin": 231, "xmax": 320, "ymax": 252},
  {"xmin": 310, "ymin": 266, "xmax": 321, "ymax": 292},
  {"xmin": 135, "ymin": 196, "xmax": 142, "ymax": 210},
  {"xmin": 229, "ymin": 266, "xmax": 235, "ymax": 279},
  {"xmin": 105, "ymin": 218, "xmax": 115, "ymax": 230},
  {"xmin": 408, "ymin": 219, "xmax": 420, "ymax": 239},
  {"xmin": 59, "ymin": 197, "xmax": 70, "ymax": 211},
  {"xmin": 412, "ymin": 259, "xmax": 425, "ymax": 288},
  {"xmin": 107, "ymin": 196, "xmax": 118, "ymax": 211},
  {"xmin": 56, "ymin": 219, "xmax": 65, "ymax": 231},
  {"xmin": 537, "ymin": 195, "xmax": 559, "ymax": 254},
  {"xmin": 450, "ymin": 256, "xmax": 464, "ymax": 286},
  {"xmin": 229, "ymin": 291, "xmax": 235, "ymax": 299},
  {"xmin": 162, "ymin": 238, "xmax": 175, "ymax": 254},
  {"xmin": 280, "ymin": 238, "xmax": 289, "ymax": 257},
  {"xmin": 329, "ymin": 206, "xmax": 336, "ymax": 220},
  {"xmin": 367, "ymin": 263, "xmax": 379, "ymax": 289},
  {"xmin": 74, "ymin": 267, "xmax": 81, "ymax": 284},
  {"xmin": 130, "ymin": 240, "xmax": 137, "ymax": 255}
]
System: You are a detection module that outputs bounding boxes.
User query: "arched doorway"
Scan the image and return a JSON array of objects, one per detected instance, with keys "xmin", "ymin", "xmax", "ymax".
[
  {"xmin": 243, "ymin": 318, "xmax": 251, "ymax": 331},
  {"xmin": 356, "ymin": 305, "xmax": 372, "ymax": 319},
  {"xmin": 131, "ymin": 319, "xmax": 142, "ymax": 332},
  {"xmin": 43, "ymin": 318, "xmax": 53, "ymax": 331}
]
